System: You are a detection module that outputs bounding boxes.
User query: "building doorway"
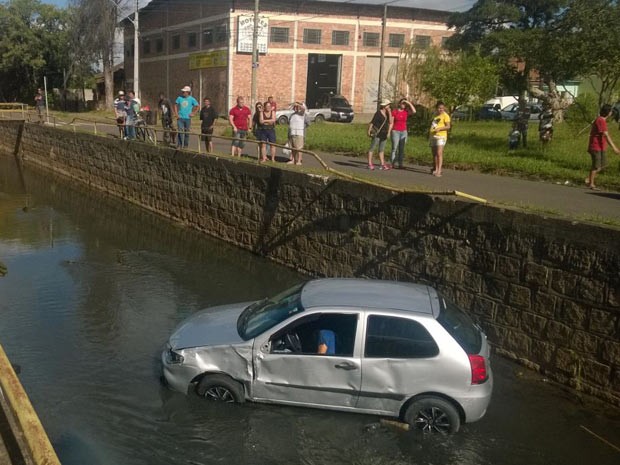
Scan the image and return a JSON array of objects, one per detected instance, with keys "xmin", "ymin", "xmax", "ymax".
[
  {"xmin": 306, "ymin": 54, "xmax": 342, "ymax": 108},
  {"xmin": 363, "ymin": 56, "xmax": 398, "ymax": 113}
]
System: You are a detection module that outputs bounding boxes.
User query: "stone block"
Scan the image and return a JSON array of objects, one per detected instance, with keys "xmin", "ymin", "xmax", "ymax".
[
  {"xmin": 570, "ymin": 331, "xmax": 600, "ymax": 354},
  {"xmin": 589, "ymin": 309, "xmax": 617, "ymax": 336},
  {"xmin": 550, "ymin": 269, "xmax": 579, "ymax": 297},
  {"xmin": 484, "ymin": 323, "xmax": 509, "ymax": 345},
  {"xmin": 507, "ymin": 284, "xmax": 531, "ymax": 309},
  {"xmin": 601, "ymin": 340, "xmax": 620, "ymax": 365},
  {"xmin": 462, "ymin": 270, "xmax": 482, "ymax": 293},
  {"xmin": 471, "ymin": 251, "xmax": 497, "ymax": 273},
  {"xmin": 520, "ymin": 312, "xmax": 547, "ymax": 337},
  {"xmin": 531, "ymin": 291, "xmax": 556, "ymax": 317},
  {"xmin": 472, "ymin": 295, "xmax": 496, "ymax": 321},
  {"xmin": 531, "ymin": 340, "xmax": 554, "ymax": 366},
  {"xmin": 556, "ymin": 300, "xmax": 589, "ymax": 330},
  {"xmin": 443, "ymin": 265, "xmax": 464, "ymax": 285},
  {"xmin": 576, "ymin": 277, "xmax": 606, "ymax": 305},
  {"xmin": 524, "ymin": 262, "xmax": 549, "ymax": 287},
  {"xmin": 482, "ymin": 277, "xmax": 509, "ymax": 301},
  {"xmin": 608, "ymin": 283, "xmax": 620, "ymax": 308},
  {"xmin": 505, "ymin": 329, "xmax": 531, "ymax": 356},
  {"xmin": 545, "ymin": 320, "xmax": 572, "ymax": 343},
  {"xmin": 554, "ymin": 348, "xmax": 579, "ymax": 376},
  {"xmin": 495, "ymin": 305, "xmax": 521, "ymax": 327},
  {"xmin": 497, "ymin": 255, "xmax": 521, "ymax": 280},
  {"xmin": 581, "ymin": 360, "xmax": 611, "ymax": 386}
]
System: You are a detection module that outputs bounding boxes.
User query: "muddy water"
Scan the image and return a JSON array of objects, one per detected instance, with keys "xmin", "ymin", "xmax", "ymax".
[{"xmin": 0, "ymin": 157, "xmax": 618, "ymax": 465}]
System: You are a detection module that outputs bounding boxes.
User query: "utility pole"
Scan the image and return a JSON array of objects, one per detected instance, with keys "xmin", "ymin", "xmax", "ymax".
[
  {"xmin": 250, "ymin": 0, "xmax": 259, "ymax": 107},
  {"xmin": 377, "ymin": 3, "xmax": 388, "ymax": 109},
  {"xmin": 134, "ymin": 0, "xmax": 140, "ymax": 99}
]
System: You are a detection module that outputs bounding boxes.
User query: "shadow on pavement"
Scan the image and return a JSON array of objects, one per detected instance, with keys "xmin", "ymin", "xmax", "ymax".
[{"xmin": 586, "ymin": 192, "xmax": 620, "ymax": 201}]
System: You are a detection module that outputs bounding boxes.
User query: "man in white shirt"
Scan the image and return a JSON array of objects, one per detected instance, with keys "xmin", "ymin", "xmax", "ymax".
[{"xmin": 287, "ymin": 101, "xmax": 307, "ymax": 165}]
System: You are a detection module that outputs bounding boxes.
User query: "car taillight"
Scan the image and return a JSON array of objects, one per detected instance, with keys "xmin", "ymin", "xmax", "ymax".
[{"xmin": 468, "ymin": 354, "xmax": 488, "ymax": 384}]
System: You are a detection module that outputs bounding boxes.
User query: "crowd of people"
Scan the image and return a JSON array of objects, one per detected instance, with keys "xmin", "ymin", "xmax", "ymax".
[{"xmin": 112, "ymin": 85, "xmax": 620, "ymax": 190}]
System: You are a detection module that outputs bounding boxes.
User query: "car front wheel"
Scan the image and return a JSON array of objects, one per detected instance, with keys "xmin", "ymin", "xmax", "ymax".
[
  {"xmin": 277, "ymin": 116, "xmax": 288, "ymax": 125},
  {"xmin": 403, "ymin": 396, "xmax": 460, "ymax": 434},
  {"xmin": 196, "ymin": 374, "xmax": 245, "ymax": 403},
  {"xmin": 314, "ymin": 114, "xmax": 325, "ymax": 123}
]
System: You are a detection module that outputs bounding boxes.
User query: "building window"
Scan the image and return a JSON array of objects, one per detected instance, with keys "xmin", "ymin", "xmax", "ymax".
[
  {"xmin": 142, "ymin": 39, "xmax": 150, "ymax": 55},
  {"xmin": 203, "ymin": 29, "xmax": 213, "ymax": 45},
  {"xmin": 215, "ymin": 24, "xmax": 228, "ymax": 43},
  {"xmin": 270, "ymin": 26, "xmax": 289, "ymax": 43},
  {"xmin": 172, "ymin": 34, "xmax": 180, "ymax": 50},
  {"xmin": 363, "ymin": 32, "xmax": 380, "ymax": 47},
  {"xmin": 332, "ymin": 30, "xmax": 349, "ymax": 46},
  {"xmin": 155, "ymin": 37, "xmax": 163, "ymax": 53},
  {"xmin": 414, "ymin": 35, "xmax": 431, "ymax": 49},
  {"xmin": 303, "ymin": 28, "xmax": 321, "ymax": 45},
  {"xmin": 188, "ymin": 32, "xmax": 197, "ymax": 48},
  {"xmin": 441, "ymin": 36, "xmax": 450, "ymax": 48},
  {"xmin": 389, "ymin": 33, "xmax": 405, "ymax": 48}
]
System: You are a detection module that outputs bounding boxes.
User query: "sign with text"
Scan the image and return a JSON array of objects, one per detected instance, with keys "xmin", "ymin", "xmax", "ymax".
[
  {"xmin": 189, "ymin": 50, "xmax": 228, "ymax": 70},
  {"xmin": 237, "ymin": 15, "xmax": 268, "ymax": 54}
]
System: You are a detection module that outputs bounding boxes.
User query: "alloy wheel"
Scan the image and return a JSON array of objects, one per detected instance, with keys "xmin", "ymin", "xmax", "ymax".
[
  {"xmin": 413, "ymin": 406, "xmax": 452, "ymax": 434},
  {"xmin": 204, "ymin": 386, "xmax": 236, "ymax": 402}
]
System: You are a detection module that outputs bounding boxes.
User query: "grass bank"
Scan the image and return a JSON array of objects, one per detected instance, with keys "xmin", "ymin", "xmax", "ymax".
[{"xmin": 298, "ymin": 120, "xmax": 620, "ymax": 191}]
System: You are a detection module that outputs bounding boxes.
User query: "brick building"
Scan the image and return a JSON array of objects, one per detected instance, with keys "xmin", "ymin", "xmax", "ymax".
[{"xmin": 124, "ymin": 0, "xmax": 452, "ymax": 113}]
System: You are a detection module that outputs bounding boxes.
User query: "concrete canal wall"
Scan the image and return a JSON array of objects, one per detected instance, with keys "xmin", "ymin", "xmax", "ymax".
[{"xmin": 1, "ymin": 120, "xmax": 619, "ymax": 406}]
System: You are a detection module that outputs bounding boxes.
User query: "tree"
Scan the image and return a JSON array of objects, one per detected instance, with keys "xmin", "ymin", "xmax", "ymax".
[
  {"xmin": 447, "ymin": 0, "xmax": 573, "ymax": 120},
  {"xmin": 0, "ymin": 0, "xmax": 70, "ymax": 102},
  {"xmin": 399, "ymin": 45, "xmax": 499, "ymax": 111},
  {"xmin": 552, "ymin": 0, "xmax": 620, "ymax": 107},
  {"xmin": 72, "ymin": 0, "xmax": 123, "ymax": 109}
]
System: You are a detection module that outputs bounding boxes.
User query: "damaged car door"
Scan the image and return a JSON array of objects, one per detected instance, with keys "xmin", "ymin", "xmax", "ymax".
[{"xmin": 251, "ymin": 311, "xmax": 362, "ymax": 409}]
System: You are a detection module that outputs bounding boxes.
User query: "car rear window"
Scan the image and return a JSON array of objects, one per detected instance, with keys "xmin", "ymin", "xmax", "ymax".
[
  {"xmin": 365, "ymin": 315, "xmax": 439, "ymax": 358},
  {"xmin": 436, "ymin": 296, "xmax": 482, "ymax": 354}
]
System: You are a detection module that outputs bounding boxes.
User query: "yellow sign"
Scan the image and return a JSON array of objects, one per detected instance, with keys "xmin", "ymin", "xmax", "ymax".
[{"xmin": 189, "ymin": 50, "xmax": 228, "ymax": 70}]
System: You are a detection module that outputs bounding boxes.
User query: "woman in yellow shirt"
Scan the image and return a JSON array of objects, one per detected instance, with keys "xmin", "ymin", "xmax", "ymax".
[{"xmin": 429, "ymin": 101, "xmax": 451, "ymax": 177}]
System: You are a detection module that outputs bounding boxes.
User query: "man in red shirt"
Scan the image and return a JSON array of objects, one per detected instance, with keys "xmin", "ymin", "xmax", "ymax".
[
  {"xmin": 229, "ymin": 96, "xmax": 252, "ymax": 157},
  {"xmin": 586, "ymin": 104, "xmax": 620, "ymax": 190}
]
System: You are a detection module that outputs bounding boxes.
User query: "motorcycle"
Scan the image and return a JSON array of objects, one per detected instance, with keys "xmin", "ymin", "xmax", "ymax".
[{"xmin": 538, "ymin": 110, "xmax": 554, "ymax": 145}]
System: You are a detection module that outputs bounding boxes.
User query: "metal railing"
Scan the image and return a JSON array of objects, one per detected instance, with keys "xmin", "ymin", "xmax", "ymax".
[{"xmin": 1, "ymin": 110, "xmax": 487, "ymax": 203}]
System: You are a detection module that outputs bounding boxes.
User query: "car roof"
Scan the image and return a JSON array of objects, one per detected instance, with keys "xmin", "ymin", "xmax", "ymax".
[{"xmin": 300, "ymin": 279, "xmax": 436, "ymax": 315}]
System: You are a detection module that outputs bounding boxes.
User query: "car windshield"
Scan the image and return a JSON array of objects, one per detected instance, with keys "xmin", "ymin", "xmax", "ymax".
[
  {"xmin": 331, "ymin": 98, "xmax": 349, "ymax": 107},
  {"xmin": 237, "ymin": 283, "xmax": 305, "ymax": 340},
  {"xmin": 436, "ymin": 295, "xmax": 482, "ymax": 354}
]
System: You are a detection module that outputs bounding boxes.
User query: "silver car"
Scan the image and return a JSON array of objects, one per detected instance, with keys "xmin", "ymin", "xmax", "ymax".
[{"xmin": 162, "ymin": 279, "xmax": 493, "ymax": 433}]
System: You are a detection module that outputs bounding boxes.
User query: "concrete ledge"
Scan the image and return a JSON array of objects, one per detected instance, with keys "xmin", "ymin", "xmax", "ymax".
[{"xmin": 0, "ymin": 345, "xmax": 60, "ymax": 465}]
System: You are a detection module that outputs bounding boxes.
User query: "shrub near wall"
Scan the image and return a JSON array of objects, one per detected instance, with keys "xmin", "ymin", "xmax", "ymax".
[{"xmin": 1, "ymin": 120, "xmax": 619, "ymax": 406}]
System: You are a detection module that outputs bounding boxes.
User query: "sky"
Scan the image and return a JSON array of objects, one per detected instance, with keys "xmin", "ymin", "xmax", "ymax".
[{"xmin": 40, "ymin": 0, "xmax": 476, "ymax": 13}]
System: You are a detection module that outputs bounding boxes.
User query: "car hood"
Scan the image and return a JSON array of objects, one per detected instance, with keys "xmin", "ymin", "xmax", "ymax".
[{"xmin": 169, "ymin": 302, "xmax": 253, "ymax": 350}]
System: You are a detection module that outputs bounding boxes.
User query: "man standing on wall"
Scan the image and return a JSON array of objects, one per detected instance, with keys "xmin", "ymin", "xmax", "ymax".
[
  {"xmin": 287, "ymin": 101, "xmax": 307, "ymax": 165},
  {"xmin": 158, "ymin": 92, "xmax": 176, "ymax": 146},
  {"xmin": 124, "ymin": 91, "xmax": 139, "ymax": 140},
  {"xmin": 114, "ymin": 90, "xmax": 127, "ymax": 139},
  {"xmin": 229, "ymin": 96, "xmax": 251, "ymax": 157},
  {"xmin": 34, "ymin": 88, "xmax": 46, "ymax": 124},
  {"xmin": 175, "ymin": 86, "xmax": 199, "ymax": 149},
  {"xmin": 200, "ymin": 97, "xmax": 218, "ymax": 153}
]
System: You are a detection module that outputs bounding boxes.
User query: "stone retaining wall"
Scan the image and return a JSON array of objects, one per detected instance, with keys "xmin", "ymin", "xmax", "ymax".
[{"xmin": 1, "ymin": 120, "xmax": 619, "ymax": 406}]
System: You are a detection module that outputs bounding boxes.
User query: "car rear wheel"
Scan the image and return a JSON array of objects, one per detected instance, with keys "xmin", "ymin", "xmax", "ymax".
[
  {"xmin": 277, "ymin": 115, "xmax": 288, "ymax": 125},
  {"xmin": 314, "ymin": 114, "xmax": 325, "ymax": 123},
  {"xmin": 403, "ymin": 396, "xmax": 460, "ymax": 434},
  {"xmin": 196, "ymin": 374, "xmax": 245, "ymax": 403}
]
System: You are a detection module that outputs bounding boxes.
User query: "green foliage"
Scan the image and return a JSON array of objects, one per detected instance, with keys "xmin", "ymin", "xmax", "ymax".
[
  {"xmin": 0, "ymin": 0, "xmax": 72, "ymax": 101},
  {"xmin": 565, "ymin": 93, "xmax": 599, "ymax": 127},
  {"xmin": 399, "ymin": 45, "xmax": 499, "ymax": 110}
]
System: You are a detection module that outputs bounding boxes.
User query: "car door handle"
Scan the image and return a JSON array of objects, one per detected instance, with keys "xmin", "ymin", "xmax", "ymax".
[{"xmin": 334, "ymin": 362, "xmax": 358, "ymax": 370}]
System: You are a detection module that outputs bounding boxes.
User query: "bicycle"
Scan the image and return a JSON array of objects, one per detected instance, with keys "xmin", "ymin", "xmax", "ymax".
[{"xmin": 135, "ymin": 111, "xmax": 156, "ymax": 143}]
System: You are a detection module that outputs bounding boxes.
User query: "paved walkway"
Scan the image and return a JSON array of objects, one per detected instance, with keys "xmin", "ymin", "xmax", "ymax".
[{"xmin": 27, "ymin": 117, "xmax": 620, "ymax": 224}]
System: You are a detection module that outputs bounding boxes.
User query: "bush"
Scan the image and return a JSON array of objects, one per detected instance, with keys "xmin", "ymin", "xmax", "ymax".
[{"xmin": 566, "ymin": 93, "xmax": 598, "ymax": 126}]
